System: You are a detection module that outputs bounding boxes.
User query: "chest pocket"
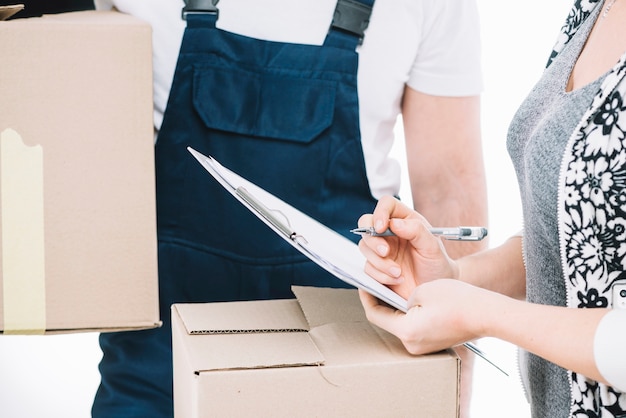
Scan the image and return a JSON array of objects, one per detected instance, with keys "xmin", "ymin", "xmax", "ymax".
[{"xmin": 193, "ymin": 64, "xmax": 337, "ymax": 144}]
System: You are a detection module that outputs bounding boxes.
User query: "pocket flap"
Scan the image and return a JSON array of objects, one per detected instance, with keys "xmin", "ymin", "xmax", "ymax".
[{"xmin": 193, "ymin": 65, "xmax": 336, "ymax": 143}]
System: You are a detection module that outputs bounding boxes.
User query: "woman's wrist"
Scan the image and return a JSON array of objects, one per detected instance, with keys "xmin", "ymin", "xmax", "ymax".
[
  {"xmin": 453, "ymin": 255, "xmax": 473, "ymax": 284},
  {"xmin": 466, "ymin": 287, "xmax": 511, "ymax": 339}
]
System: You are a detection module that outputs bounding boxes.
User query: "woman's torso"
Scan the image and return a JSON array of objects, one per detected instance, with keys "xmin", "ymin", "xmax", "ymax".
[{"xmin": 507, "ymin": 5, "xmax": 607, "ymax": 417}]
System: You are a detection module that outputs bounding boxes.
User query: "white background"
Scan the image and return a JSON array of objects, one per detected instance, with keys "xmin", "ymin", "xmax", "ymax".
[{"xmin": 0, "ymin": 1, "xmax": 572, "ymax": 417}]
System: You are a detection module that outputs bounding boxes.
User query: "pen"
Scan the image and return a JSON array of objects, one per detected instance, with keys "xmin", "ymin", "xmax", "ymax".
[{"xmin": 350, "ymin": 226, "xmax": 488, "ymax": 241}]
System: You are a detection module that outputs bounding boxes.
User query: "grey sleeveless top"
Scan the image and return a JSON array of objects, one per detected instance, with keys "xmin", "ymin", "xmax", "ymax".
[{"xmin": 506, "ymin": 5, "xmax": 608, "ymax": 418}]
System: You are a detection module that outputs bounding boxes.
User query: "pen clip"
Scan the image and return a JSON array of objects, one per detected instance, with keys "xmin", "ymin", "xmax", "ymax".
[{"xmin": 429, "ymin": 227, "xmax": 488, "ymax": 241}]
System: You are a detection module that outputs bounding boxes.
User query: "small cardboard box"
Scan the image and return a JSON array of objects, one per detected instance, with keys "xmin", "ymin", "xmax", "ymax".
[
  {"xmin": 172, "ymin": 286, "xmax": 460, "ymax": 417},
  {"xmin": 0, "ymin": 9, "xmax": 160, "ymax": 333}
]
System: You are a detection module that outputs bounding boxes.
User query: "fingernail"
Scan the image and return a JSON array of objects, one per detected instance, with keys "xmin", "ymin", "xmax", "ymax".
[
  {"xmin": 375, "ymin": 219, "xmax": 384, "ymax": 231},
  {"xmin": 389, "ymin": 267, "xmax": 401, "ymax": 277},
  {"xmin": 376, "ymin": 245, "xmax": 388, "ymax": 256}
]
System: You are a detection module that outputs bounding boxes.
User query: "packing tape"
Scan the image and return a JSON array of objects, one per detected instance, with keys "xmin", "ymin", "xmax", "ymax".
[{"xmin": 1, "ymin": 129, "xmax": 46, "ymax": 334}]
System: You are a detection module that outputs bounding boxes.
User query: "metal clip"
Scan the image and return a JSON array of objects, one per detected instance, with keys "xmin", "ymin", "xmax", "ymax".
[{"xmin": 182, "ymin": 0, "xmax": 219, "ymax": 20}]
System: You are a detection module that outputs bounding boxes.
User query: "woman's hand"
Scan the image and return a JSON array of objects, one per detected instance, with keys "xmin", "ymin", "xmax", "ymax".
[
  {"xmin": 357, "ymin": 196, "xmax": 458, "ymax": 299},
  {"xmin": 359, "ymin": 279, "xmax": 497, "ymax": 355}
]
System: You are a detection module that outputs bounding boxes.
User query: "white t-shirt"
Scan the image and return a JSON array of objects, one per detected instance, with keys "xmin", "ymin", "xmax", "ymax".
[{"xmin": 96, "ymin": 0, "xmax": 482, "ymax": 198}]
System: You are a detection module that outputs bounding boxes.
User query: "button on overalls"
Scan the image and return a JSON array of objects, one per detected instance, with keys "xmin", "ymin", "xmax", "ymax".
[{"xmin": 93, "ymin": 1, "xmax": 377, "ymax": 416}]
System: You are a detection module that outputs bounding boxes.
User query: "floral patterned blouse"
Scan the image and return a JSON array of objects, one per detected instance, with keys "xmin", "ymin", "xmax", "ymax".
[
  {"xmin": 549, "ymin": 0, "xmax": 626, "ymax": 416},
  {"xmin": 508, "ymin": 0, "xmax": 626, "ymax": 416}
]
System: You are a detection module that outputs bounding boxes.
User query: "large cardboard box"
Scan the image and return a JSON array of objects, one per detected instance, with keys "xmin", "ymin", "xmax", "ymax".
[
  {"xmin": 172, "ymin": 286, "xmax": 460, "ymax": 417},
  {"xmin": 0, "ymin": 9, "xmax": 160, "ymax": 334}
]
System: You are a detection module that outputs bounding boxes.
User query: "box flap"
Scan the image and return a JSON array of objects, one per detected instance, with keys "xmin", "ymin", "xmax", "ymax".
[
  {"xmin": 172, "ymin": 301, "xmax": 324, "ymax": 372},
  {"xmin": 0, "ymin": 5, "xmax": 23, "ymax": 21},
  {"xmin": 175, "ymin": 299, "xmax": 309, "ymax": 334},
  {"xmin": 292, "ymin": 285, "xmax": 367, "ymax": 328},
  {"xmin": 190, "ymin": 332, "xmax": 324, "ymax": 372},
  {"xmin": 292, "ymin": 286, "xmax": 439, "ymax": 366}
]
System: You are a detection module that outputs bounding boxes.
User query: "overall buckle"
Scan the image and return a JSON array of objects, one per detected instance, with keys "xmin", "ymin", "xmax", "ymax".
[
  {"xmin": 182, "ymin": 0, "xmax": 219, "ymax": 20},
  {"xmin": 330, "ymin": 0, "xmax": 372, "ymax": 42}
]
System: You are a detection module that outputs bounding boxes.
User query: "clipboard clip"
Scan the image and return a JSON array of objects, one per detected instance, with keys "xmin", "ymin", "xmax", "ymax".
[
  {"xmin": 197, "ymin": 151, "xmax": 307, "ymax": 245},
  {"xmin": 236, "ymin": 186, "xmax": 307, "ymax": 244}
]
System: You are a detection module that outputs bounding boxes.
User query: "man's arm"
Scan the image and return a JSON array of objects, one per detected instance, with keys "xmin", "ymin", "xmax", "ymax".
[{"xmin": 402, "ymin": 86, "xmax": 488, "ymax": 259}]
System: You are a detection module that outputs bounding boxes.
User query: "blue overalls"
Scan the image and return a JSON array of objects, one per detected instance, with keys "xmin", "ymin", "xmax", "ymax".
[{"xmin": 93, "ymin": 1, "xmax": 376, "ymax": 416}]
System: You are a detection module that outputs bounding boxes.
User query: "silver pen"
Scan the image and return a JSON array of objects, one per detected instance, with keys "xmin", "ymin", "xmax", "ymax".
[{"xmin": 350, "ymin": 226, "xmax": 488, "ymax": 241}]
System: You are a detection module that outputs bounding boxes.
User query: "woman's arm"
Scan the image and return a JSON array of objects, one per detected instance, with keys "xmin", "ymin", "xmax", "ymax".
[
  {"xmin": 480, "ymin": 291, "xmax": 608, "ymax": 385},
  {"xmin": 358, "ymin": 197, "xmax": 626, "ymax": 390},
  {"xmin": 456, "ymin": 235, "xmax": 526, "ymax": 299},
  {"xmin": 359, "ymin": 281, "xmax": 614, "ymax": 387}
]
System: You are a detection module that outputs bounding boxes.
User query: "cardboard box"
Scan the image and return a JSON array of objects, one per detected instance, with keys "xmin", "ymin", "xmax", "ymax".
[
  {"xmin": 0, "ymin": 9, "xmax": 160, "ymax": 334},
  {"xmin": 172, "ymin": 286, "xmax": 460, "ymax": 417}
]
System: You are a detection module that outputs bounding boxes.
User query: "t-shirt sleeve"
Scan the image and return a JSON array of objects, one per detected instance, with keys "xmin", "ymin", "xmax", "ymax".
[
  {"xmin": 594, "ymin": 309, "xmax": 626, "ymax": 392},
  {"xmin": 407, "ymin": 0, "xmax": 483, "ymax": 97}
]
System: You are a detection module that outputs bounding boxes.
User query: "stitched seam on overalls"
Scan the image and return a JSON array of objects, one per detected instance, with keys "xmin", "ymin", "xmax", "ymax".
[{"xmin": 159, "ymin": 235, "xmax": 310, "ymax": 266}]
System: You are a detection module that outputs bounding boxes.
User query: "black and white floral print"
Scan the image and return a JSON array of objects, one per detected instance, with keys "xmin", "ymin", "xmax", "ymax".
[
  {"xmin": 548, "ymin": 0, "xmax": 601, "ymax": 67},
  {"xmin": 556, "ymin": 0, "xmax": 626, "ymax": 414}
]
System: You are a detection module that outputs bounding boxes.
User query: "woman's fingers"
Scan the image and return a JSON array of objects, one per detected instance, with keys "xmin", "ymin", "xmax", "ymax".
[
  {"xmin": 372, "ymin": 196, "xmax": 415, "ymax": 232},
  {"xmin": 358, "ymin": 290, "xmax": 406, "ymax": 334},
  {"xmin": 358, "ymin": 239, "xmax": 403, "ymax": 283}
]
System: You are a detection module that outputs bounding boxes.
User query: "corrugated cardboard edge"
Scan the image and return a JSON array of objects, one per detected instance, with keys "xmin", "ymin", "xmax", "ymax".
[
  {"xmin": 175, "ymin": 299, "xmax": 309, "ymax": 334},
  {"xmin": 0, "ymin": 4, "xmax": 23, "ymax": 21}
]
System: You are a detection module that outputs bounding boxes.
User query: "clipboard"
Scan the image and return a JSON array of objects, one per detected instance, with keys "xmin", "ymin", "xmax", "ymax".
[{"xmin": 187, "ymin": 147, "xmax": 508, "ymax": 376}]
